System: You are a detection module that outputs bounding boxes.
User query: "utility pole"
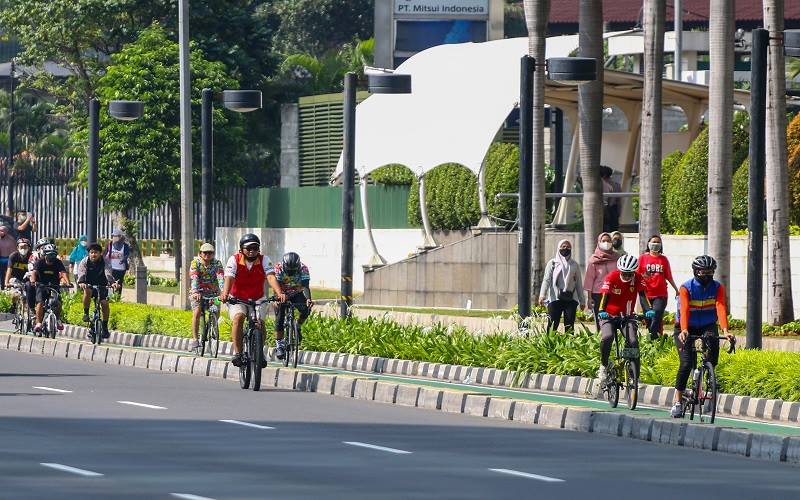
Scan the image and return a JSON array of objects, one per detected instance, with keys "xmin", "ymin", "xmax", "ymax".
[
  {"xmin": 178, "ymin": 0, "xmax": 194, "ymax": 310},
  {"xmin": 7, "ymin": 59, "xmax": 15, "ymax": 216},
  {"xmin": 674, "ymin": 0, "xmax": 683, "ymax": 81}
]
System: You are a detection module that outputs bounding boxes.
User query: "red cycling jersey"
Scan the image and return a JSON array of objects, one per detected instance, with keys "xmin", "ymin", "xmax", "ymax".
[{"xmin": 599, "ymin": 269, "xmax": 647, "ymax": 316}]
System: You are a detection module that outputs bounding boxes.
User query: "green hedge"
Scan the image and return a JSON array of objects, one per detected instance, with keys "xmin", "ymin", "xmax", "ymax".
[
  {"xmin": 371, "ymin": 164, "xmax": 415, "ymax": 186},
  {"xmin": 731, "ymin": 158, "xmax": 749, "ymax": 230}
]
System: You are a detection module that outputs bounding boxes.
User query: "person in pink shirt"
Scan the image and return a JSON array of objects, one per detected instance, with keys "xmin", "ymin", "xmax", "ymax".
[
  {"xmin": 583, "ymin": 232, "xmax": 620, "ymax": 332},
  {"xmin": 637, "ymin": 234, "xmax": 679, "ymax": 339}
]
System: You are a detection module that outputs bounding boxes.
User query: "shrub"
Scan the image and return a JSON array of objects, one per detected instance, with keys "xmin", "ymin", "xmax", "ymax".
[
  {"xmin": 371, "ymin": 164, "xmax": 415, "ymax": 186},
  {"xmin": 731, "ymin": 158, "xmax": 749, "ymax": 230},
  {"xmin": 788, "ymin": 113, "xmax": 800, "ymax": 224},
  {"xmin": 659, "ymin": 150, "xmax": 684, "ymax": 232}
]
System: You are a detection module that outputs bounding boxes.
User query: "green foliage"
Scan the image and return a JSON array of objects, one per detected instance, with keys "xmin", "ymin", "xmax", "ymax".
[
  {"xmin": 277, "ymin": 38, "xmax": 374, "ymax": 95},
  {"xmin": 370, "ymin": 164, "xmax": 415, "ymax": 186},
  {"xmin": 122, "ymin": 273, "xmax": 178, "ymax": 288},
  {"xmin": 658, "ymin": 150, "xmax": 684, "ymax": 232},
  {"xmin": 731, "ymin": 159, "xmax": 749, "ymax": 230},
  {"xmin": 0, "ymin": 91, "xmax": 70, "ymax": 159},
  {"xmin": 0, "ymin": 292, "xmax": 12, "ymax": 313}
]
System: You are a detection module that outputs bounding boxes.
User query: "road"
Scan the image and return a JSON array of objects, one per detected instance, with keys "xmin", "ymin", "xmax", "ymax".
[{"xmin": 1, "ymin": 349, "xmax": 798, "ymax": 500}]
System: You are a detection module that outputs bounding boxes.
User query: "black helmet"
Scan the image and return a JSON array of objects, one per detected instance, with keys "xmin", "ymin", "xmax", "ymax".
[
  {"xmin": 691, "ymin": 255, "xmax": 717, "ymax": 271},
  {"xmin": 42, "ymin": 244, "xmax": 58, "ymax": 258},
  {"xmin": 282, "ymin": 252, "xmax": 301, "ymax": 273},
  {"xmin": 239, "ymin": 233, "xmax": 260, "ymax": 249}
]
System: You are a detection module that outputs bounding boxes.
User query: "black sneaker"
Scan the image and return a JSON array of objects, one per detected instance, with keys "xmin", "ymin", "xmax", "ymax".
[
  {"xmin": 231, "ymin": 353, "xmax": 244, "ymax": 367},
  {"xmin": 82, "ymin": 313, "xmax": 90, "ymax": 323},
  {"xmin": 260, "ymin": 352, "xmax": 268, "ymax": 369}
]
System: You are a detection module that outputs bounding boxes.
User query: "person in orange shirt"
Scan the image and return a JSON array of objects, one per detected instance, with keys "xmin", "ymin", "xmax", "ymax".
[{"xmin": 670, "ymin": 255, "xmax": 735, "ymax": 418}]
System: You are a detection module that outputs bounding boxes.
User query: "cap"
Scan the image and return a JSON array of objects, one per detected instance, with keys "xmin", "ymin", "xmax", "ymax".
[
  {"xmin": 199, "ymin": 243, "xmax": 215, "ymax": 253},
  {"xmin": 111, "ymin": 229, "xmax": 123, "ymax": 237}
]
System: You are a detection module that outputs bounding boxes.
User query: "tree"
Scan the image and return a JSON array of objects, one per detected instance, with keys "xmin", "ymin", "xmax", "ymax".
[
  {"xmin": 0, "ymin": 91, "xmax": 70, "ymax": 160},
  {"xmin": 764, "ymin": 0, "xmax": 794, "ymax": 325},
  {"xmin": 639, "ymin": 0, "xmax": 665, "ymax": 252},
  {"xmin": 707, "ymin": 0, "xmax": 734, "ymax": 294},
  {"xmin": 578, "ymin": 0, "xmax": 604, "ymax": 266},
  {"xmin": 523, "ymin": 0, "xmax": 550, "ymax": 293},
  {"xmin": 277, "ymin": 39, "xmax": 375, "ymax": 95}
]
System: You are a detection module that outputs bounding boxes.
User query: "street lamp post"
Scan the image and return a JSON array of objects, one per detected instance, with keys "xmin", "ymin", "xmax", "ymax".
[
  {"xmin": 340, "ymin": 71, "xmax": 411, "ymax": 319},
  {"xmin": 7, "ymin": 59, "xmax": 15, "ymax": 216},
  {"xmin": 517, "ymin": 56, "xmax": 596, "ymax": 322}
]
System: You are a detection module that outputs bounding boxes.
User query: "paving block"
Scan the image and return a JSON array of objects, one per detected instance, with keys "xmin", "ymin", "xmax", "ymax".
[
  {"xmin": 119, "ymin": 349, "xmax": 136, "ymax": 367},
  {"xmin": 354, "ymin": 379, "xmax": 378, "ymax": 400},
  {"xmin": 417, "ymin": 387, "xmax": 444, "ymax": 410},
  {"xmin": 785, "ymin": 437, "xmax": 800, "ymax": 465},
  {"xmin": 749, "ymin": 433, "xmax": 789, "ymax": 462},
  {"xmin": 208, "ymin": 359, "xmax": 227, "ymax": 378},
  {"xmin": 161, "ymin": 353, "xmax": 179, "ymax": 372},
  {"xmin": 563, "ymin": 407, "xmax": 594, "ymax": 432},
  {"xmin": 512, "ymin": 401, "xmax": 541, "ymax": 424},
  {"xmin": 716, "ymin": 428, "xmax": 752, "ymax": 456},
  {"xmin": 487, "ymin": 398, "xmax": 515, "ymax": 420},
  {"xmin": 134, "ymin": 351, "xmax": 150, "ymax": 369},
  {"xmin": 106, "ymin": 347, "xmax": 123, "ymax": 365},
  {"xmin": 440, "ymin": 391, "xmax": 468, "ymax": 414},
  {"xmin": 333, "ymin": 377, "xmax": 358, "ymax": 398},
  {"xmin": 276, "ymin": 369, "xmax": 298, "ymax": 390},
  {"xmin": 650, "ymin": 419, "xmax": 686, "ymax": 446},
  {"xmin": 764, "ymin": 400, "xmax": 783, "ymax": 421},
  {"xmin": 29, "ymin": 337, "xmax": 44, "ymax": 355},
  {"xmin": 66, "ymin": 343, "xmax": 82, "ymax": 360},
  {"xmin": 683, "ymin": 423, "xmax": 720, "ymax": 451},
  {"xmin": 396, "ymin": 384, "xmax": 421, "ymax": 407},
  {"xmin": 780, "ymin": 402, "xmax": 800, "ymax": 423},
  {"xmin": 147, "ymin": 352, "xmax": 164, "ymax": 371},
  {"xmin": 0, "ymin": 333, "xmax": 10, "ymax": 349},
  {"xmin": 176, "ymin": 356, "xmax": 194, "ymax": 374},
  {"xmin": 18, "ymin": 336, "xmax": 33, "ymax": 354},
  {"xmin": 79, "ymin": 345, "xmax": 95, "ymax": 361},
  {"xmin": 464, "ymin": 395, "xmax": 491, "ymax": 417},
  {"xmin": 295, "ymin": 371, "xmax": 316, "ymax": 391},
  {"xmin": 417, "ymin": 362, "xmax": 431, "ymax": 377},
  {"xmin": 54, "ymin": 341, "xmax": 69, "ymax": 358},
  {"xmin": 537, "ymin": 405, "xmax": 567, "ymax": 429},
  {"xmin": 42, "ymin": 339, "xmax": 58, "ymax": 357},
  {"xmin": 540, "ymin": 374, "xmax": 556, "ymax": 391},
  {"xmin": 621, "ymin": 415, "xmax": 654, "ymax": 441},
  {"xmin": 315, "ymin": 374, "xmax": 337, "ymax": 394},
  {"xmin": 731, "ymin": 396, "xmax": 750, "ymax": 417},
  {"xmin": 374, "ymin": 382, "xmax": 399, "ymax": 404},
  {"xmin": 591, "ymin": 412, "xmax": 622, "ymax": 436},
  {"xmin": 192, "ymin": 358, "xmax": 211, "ymax": 376}
]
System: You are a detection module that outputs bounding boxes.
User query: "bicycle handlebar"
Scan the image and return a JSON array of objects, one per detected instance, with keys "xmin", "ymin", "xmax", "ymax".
[
  {"xmin": 686, "ymin": 333, "xmax": 736, "ymax": 354},
  {"xmin": 225, "ymin": 297, "xmax": 271, "ymax": 306}
]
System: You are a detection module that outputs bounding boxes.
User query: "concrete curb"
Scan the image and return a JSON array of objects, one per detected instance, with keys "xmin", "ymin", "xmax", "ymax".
[{"xmin": 1, "ymin": 331, "xmax": 798, "ymax": 466}]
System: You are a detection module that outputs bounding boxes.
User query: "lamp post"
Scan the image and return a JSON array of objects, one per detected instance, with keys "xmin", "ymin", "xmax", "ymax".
[
  {"xmin": 340, "ymin": 71, "xmax": 411, "ymax": 319},
  {"xmin": 6, "ymin": 59, "xmax": 15, "ymax": 216},
  {"xmin": 200, "ymin": 89, "xmax": 262, "ymax": 243},
  {"xmin": 517, "ymin": 56, "xmax": 596, "ymax": 322}
]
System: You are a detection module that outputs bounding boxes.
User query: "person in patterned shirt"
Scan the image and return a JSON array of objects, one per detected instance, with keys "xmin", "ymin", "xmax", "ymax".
[
  {"xmin": 189, "ymin": 243, "xmax": 224, "ymax": 352},
  {"xmin": 272, "ymin": 252, "xmax": 313, "ymax": 359}
]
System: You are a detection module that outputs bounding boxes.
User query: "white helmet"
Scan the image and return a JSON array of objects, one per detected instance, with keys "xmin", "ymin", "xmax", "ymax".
[{"xmin": 617, "ymin": 254, "xmax": 639, "ymax": 273}]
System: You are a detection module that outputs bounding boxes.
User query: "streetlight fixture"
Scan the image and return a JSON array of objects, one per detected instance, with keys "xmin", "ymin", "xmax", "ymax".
[
  {"xmin": 517, "ymin": 56, "xmax": 596, "ymax": 323},
  {"xmin": 340, "ymin": 70, "xmax": 412, "ymax": 319},
  {"xmin": 200, "ymin": 89, "xmax": 262, "ymax": 243}
]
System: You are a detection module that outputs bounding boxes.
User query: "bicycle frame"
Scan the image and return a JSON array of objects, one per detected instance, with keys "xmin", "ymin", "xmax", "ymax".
[{"xmin": 227, "ymin": 296, "xmax": 270, "ymax": 391}]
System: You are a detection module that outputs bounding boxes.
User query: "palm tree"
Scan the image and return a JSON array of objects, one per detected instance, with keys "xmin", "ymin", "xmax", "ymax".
[
  {"xmin": 638, "ymin": 0, "xmax": 665, "ymax": 253},
  {"xmin": 764, "ymin": 0, "xmax": 794, "ymax": 324},
  {"xmin": 523, "ymin": 0, "xmax": 550, "ymax": 290},
  {"xmin": 707, "ymin": 0, "xmax": 734, "ymax": 294},
  {"xmin": 578, "ymin": 0, "xmax": 604, "ymax": 262}
]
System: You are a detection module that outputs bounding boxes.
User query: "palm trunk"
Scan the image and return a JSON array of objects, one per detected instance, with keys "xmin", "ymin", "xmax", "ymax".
[
  {"xmin": 639, "ymin": 0, "xmax": 665, "ymax": 253},
  {"xmin": 170, "ymin": 201, "xmax": 182, "ymax": 282},
  {"xmin": 524, "ymin": 0, "xmax": 550, "ymax": 291},
  {"xmin": 579, "ymin": 0, "xmax": 604, "ymax": 262},
  {"xmin": 764, "ymin": 0, "xmax": 794, "ymax": 324},
  {"xmin": 707, "ymin": 0, "xmax": 734, "ymax": 294}
]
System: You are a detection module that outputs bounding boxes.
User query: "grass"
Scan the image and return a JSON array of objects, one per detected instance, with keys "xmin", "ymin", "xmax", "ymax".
[
  {"xmin": 148, "ymin": 284, "xmax": 179, "ymax": 295},
  {"xmin": 141, "ymin": 286, "xmax": 347, "ymax": 299},
  {"xmin": 356, "ymin": 305, "xmax": 515, "ymax": 319}
]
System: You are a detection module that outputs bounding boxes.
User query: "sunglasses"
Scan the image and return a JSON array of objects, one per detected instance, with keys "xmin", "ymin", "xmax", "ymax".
[
  {"xmin": 201, "ymin": 251, "xmax": 215, "ymax": 255},
  {"xmin": 243, "ymin": 245, "xmax": 260, "ymax": 252},
  {"xmin": 696, "ymin": 270, "xmax": 714, "ymax": 277}
]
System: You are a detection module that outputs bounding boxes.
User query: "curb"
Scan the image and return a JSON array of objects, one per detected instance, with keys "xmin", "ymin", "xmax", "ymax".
[{"xmin": 1, "ymin": 331, "xmax": 798, "ymax": 467}]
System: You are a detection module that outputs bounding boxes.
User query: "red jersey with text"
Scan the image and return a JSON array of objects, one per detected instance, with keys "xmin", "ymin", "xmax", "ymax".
[
  {"xmin": 600, "ymin": 269, "xmax": 646, "ymax": 316},
  {"xmin": 637, "ymin": 254, "xmax": 674, "ymax": 298}
]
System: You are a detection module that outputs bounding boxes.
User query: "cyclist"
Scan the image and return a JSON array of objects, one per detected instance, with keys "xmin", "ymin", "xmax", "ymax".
[
  {"xmin": 30, "ymin": 244, "xmax": 70, "ymax": 333},
  {"xmin": 76, "ymin": 243, "xmax": 119, "ymax": 338},
  {"xmin": 596, "ymin": 254, "xmax": 655, "ymax": 383},
  {"xmin": 670, "ymin": 255, "xmax": 734, "ymax": 418},
  {"xmin": 4, "ymin": 238, "xmax": 32, "ymax": 316},
  {"xmin": 189, "ymin": 243, "xmax": 224, "ymax": 352},
  {"xmin": 220, "ymin": 233, "xmax": 283, "ymax": 369},
  {"xmin": 272, "ymin": 252, "xmax": 313, "ymax": 359}
]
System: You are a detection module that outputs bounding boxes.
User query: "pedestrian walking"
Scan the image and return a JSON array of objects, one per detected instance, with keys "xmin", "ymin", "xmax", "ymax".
[
  {"xmin": 0, "ymin": 225, "xmax": 16, "ymax": 288},
  {"xmin": 584, "ymin": 232, "xmax": 620, "ymax": 332},
  {"xmin": 638, "ymin": 234, "xmax": 679, "ymax": 339},
  {"xmin": 68, "ymin": 235, "xmax": 89, "ymax": 281},
  {"xmin": 538, "ymin": 239, "xmax": 584, "ymax": 333},
  {"xmin": 104, "ymin": 229, "xmax": 131, "ymax": 292}
]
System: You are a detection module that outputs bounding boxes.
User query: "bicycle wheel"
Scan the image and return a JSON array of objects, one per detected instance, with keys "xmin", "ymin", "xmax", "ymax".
[
  {"xmin": 208, "ymin": 312, "xmax": 220, "ymax": 358},
  {"xmin": 251, "ymin": 328, "xmax": 263, "ymax": 391},
  {"xmin": 46, "ymin": 311, "xmax": 57, "ymax": 339},
  {"xmin": 625, "ymin": 360, "xmax": 639, "ymax": 410},
  {"xmin": 606, "ymin": 364, "xmax": 620, "ymax": 408},
  {"xmin": 283, "ymin": 315, "xmax": 293, "ymax": 368},
  {"xmin": 93, "ymin": 315, "xmax": 103, "ymax": 345},
  {"xmin": 198, "ymin": 311, "xmax": 207, "ymax": 357},
  {"xmin": 239, "ymin": 333, "xmax": 252, "ymax": 390},
  {"xmin": 291, "ymin": 323, "xmax": 299, "ymax": 369},
  {"xmin": 699, "ymin": 362, "xmax": 718, "ymax": 423},
  {"xmin": 689, "ymin": 369, "xmax": 700, "ymax": 421}
]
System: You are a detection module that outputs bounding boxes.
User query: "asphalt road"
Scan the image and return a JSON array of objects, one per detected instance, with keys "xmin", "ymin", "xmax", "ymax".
[{"xmin": 1, "ymin": 349, "xmax": 798, "ymax": 500}]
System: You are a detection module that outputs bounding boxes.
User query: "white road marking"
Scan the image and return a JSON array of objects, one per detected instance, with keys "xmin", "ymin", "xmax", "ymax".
[
  {"xmin": 219, "ymin": 419, "xmax": 275, "ymax": 430},
  {"xmin": 33, "ymin": 386, "xmax": 72, "ymax": 393},
  {"xmin": 40, "ymin": 463, "xmax": 103, "ymax": 477},
  {"xmin": 170, "ymin": 494, "xmax": 217, "ymax": 500},
  {"xmin": 116, "ymin": 401, "xmax": 167, "ymax": 410},
  {"xmin": 489, "ymin": 468, "xmax": 565, "ymax": 483},
  {"xmin": 343, "ymin": 441, "xmax": 412, "ymax": 454}
]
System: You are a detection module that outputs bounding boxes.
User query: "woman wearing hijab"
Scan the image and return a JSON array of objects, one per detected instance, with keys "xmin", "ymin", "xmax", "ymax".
[
  {"xmin": 584, "ymin": 232, "xmax": 620, "ymax": 332},
  {"xmin": 638, "ymin": 234, "xmax": 679, "ymax": 340},
  {"xmin": 538, "ymin": 239, "xmax": 584, "ymax": 333},
  {"xmin": 610, "ymin": 231, "xmax": 627, "ymax": 256},
  {"xmin": 68, "ymin": 235, "xmax": 89, "ymax": 281}
]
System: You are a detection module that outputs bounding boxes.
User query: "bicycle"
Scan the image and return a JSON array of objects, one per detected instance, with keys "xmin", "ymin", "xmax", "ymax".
[
  {"xmin": 36, "ymin": 284, "xmax": 72, "ymax": 339},
  {"xmin": 601, "ymin": 314, "xmax": 644, "ymax": 410},
  {"xmin": 226, "ymin": 296, "xmax": 271, "ymax": 391},
  {"xmin": 677, "ymin": 334, "xmax": 736, "ymax": 424},
  {"xmin": 276, "ymin": 297, "xmax": 308, "ymax": 369},
  {"xmin": 85, "ymin": 285, "xmax": 114, "ymax": 345},
  {"xmin": 197, "ymin": 296, "xmax": 221, "ymax": 358},
  {"xmin": 8, "ymin": 280, "xmax": 31, "ymax": 336}
]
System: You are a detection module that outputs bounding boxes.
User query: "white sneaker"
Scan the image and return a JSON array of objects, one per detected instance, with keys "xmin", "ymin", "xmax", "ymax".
[
  {"xmin": 597, "ymin": 365, "xmax": 607, "ymax": 381},
  {"xmin": 670, "ymin": 402, "xmax": 684, "ymax": 418}
]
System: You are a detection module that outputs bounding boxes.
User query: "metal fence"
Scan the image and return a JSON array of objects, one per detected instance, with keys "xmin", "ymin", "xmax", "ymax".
[{"xmin": 0, "ymin": 157, "xmax": 248, "ymax": 240}]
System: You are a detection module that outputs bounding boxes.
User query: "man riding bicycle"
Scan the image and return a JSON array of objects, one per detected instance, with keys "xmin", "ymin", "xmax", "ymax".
[
  {"xmin": 220, "ymin": 234, "xmax": 283, "ymax": 369},
  {"xmin": 76, "ymin": 243, "xmax": 120, "ymax": 338},
  {"xmin": 4, "ymin": 238, "xmax": 32, "ymax": 316},
  {"xmin": 31, "ymin": 244, "xmax": 70, "ymax": 333},
  {"xmin": 189, "ymin": 243, "xmax": 224, "ymax": 352},
  {"xmin": 670, "ymin": 255, "xmax": 734, "ymax": 418},
  {"xmin": 272, "ymin": 252, "xmax": 313, "ymax": 360},
  {"xmin": 596, "ymin": 254, "xmax": 655, "ymax": 383}
]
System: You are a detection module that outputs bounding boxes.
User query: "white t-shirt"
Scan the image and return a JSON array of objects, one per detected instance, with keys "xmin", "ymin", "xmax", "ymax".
[
  {"xmin": 108, "ymin": 243, "xmax": 127, "ymax": 271},
  {"xmin": 224, "ymin": 254, "xmax": 274, "ymax": 278}
]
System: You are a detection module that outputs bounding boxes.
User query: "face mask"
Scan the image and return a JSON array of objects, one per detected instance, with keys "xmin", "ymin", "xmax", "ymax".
[
  {"xmin": 695, "ymin": 274, "xmax": 713, "ymax": 286},
  {"xmin": 19, "ymin": 248, "xmax": 29, "ymax": 256},
  {"xmin": 559, "ymin": 248, "xmax": 571, "ymax": 258},
  {"xmin": 648, "ymin": 242, "xmax": 661, "ymax": 252},
  {"xmin": 245, "ymin": 254, "xmax": 258, "ymax": 262},
  {"xmin": 599, "ymin": 242, "xmax": 612, "ymax": 251},
  {"xmin": 620, "ymin": 272, "xmax": 634, "ymax": 283},
  {"xmin": 612, "ymin": 239, "xmax": 623, "ymax": 249},
  {"xmin": 80, "ymin": 241, "xmax": 87, "ymax": 247}
]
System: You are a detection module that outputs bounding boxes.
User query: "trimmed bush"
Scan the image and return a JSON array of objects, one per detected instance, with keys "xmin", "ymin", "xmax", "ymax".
[
  {"xmin": 731, "ymin": 158, "xmax": 749, "ymax": 230},
  {"xmin": 666, "ymin": 127, "xmax": 709, "ymax": 234},
  {"xmin": 371, "ymin": 164, "xmax": 415, "ymax": 186},
  {"xmin": 787, "ymin": 113, "xmax": 800, "ymax": 224},
  {"xmin": 659, "ymin": 150, "xmax": 684, "ymax": 232}
]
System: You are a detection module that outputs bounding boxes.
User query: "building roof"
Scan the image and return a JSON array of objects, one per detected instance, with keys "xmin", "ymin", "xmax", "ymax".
[{"xmin": 548, "ymin": 0, "xmax": 800, "ymax": 25}]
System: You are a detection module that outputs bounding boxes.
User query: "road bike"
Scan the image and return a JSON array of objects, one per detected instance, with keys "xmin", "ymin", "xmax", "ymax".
[
  {"xmin": 276, "ymin": 297, "xmax": 308, "ymax": 369},
  {"xmin": 196, "ymin": 296, "xmax": 221, "ymax": 358},
  {"xmin": 601, "ymin": 314, "xmax": 644, "ymax": 410},
  {"xmin": 36, "ymin": 284, "xmax": 72, "ymax": 339},
  {"xmin": 85, "ymin": 285, "xmax": 114, "ymax": 345},
  {"xmin": 226, "ymin": 297, "xmax": 270, "ymax": 391},
  {"xmin": 677, "ymin": 334, "xmax": 736, "ymax": 424},
  {"xmin": 8, "ymin": 279, "xmax": 32, "ymax": 335}
]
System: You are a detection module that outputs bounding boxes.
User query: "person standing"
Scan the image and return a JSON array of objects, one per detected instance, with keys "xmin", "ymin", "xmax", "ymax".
[
  {"xmin": 610, "ymin": 230, "xmax": 627, "ymax": 256},
  {"xmin": 68, "ymin": 235, "xmax": 89, "ymax": 281},
  {"xmin": 538, "ymin": 239, "xmax": 584, "ymax": 333},
  {"xmin": 15, "ymin": 210, "xmax": 36, "ymax": 241},
  {"xmin": 584, "ymin": 232, "xmax": 620, "ymax": 332},
  {"xmin": 104, "ymin": 229, "xmax": 130, "ymax": 289},
  {"xmin": 638, "ymin": 235, "xmax": 679, "ymax": 340},
  {"xmin": 601, "ymin": 166, "xmax": 621, "ymax": 232},
  {"xmin": 0, "ymin": 225, "xmax": 17, "ymax": 288}
]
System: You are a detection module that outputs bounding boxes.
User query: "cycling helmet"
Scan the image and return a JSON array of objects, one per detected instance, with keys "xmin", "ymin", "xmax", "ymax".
[
  {"xmin": 17, "ymin": 237, "xmax": 30, "ymax": 246},
  {"xmin": 691, "ymin": 255, "xmax": 717, "ymax": 271},
  {"xmin": 616, "ymin": 254, "xmax": 639, "ymax": 273},
  {"xmin": 41, "ymin": 244, "xmax": 58, "ymax": 257},
  {"xmin": 239, "ymin": 233, "xmax": 260, "ymax": 249},
  {"xmin": 35, "ymin": 237, "xmax": 50, "ymax": 250},
  {"xmin": 282, "ymin": 252, "xmax": 301, "ymax": 273}
]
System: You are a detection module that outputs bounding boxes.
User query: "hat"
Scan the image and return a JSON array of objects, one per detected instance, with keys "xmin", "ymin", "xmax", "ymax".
[
  {"xmin": 111, "ymin": 229, "xmax": 123, "ymax": 237},
  {"xmin": 199, "ymin": 243, "xmax": 215, "ymax": 253}
]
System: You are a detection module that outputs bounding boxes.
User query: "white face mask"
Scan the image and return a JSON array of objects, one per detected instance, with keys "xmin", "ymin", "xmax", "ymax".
[
  {"xmin": 19, "ymin": 248, "xmax": 29, "ymax": 256},
  {"xmin": 599, "ymin": 241, "xmax": 612, "ymax": 251},
  {"xmin": 80, "ymin": 241, "xmax": 88, "ymax": 247}
]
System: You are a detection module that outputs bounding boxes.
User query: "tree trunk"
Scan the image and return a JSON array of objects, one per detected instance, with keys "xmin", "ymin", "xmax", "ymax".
[
  {"xmin": 170, "ymin": 201, "xmax": 182, "ymax": 282},
  {"xmin": 578, "ymin": 0, "xmax": 604, "ymax": 262},
  {"xmin": 117, "ymin": 210, "xmax": 143, "ymax": 269},
  {"xmin": 707, "ymin": 0, "xmax": 734, "ymax": 294},
  {"xmin": 639, "ymin": 0, "xmax": 665, "ymax": 253},
  {"xmin": 764, "ymin": 0, "xmax": 794, "ymax": 324},
  {"xmin": 524, "ymin": 0, "xmax": 550, "ymax": 291}
]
